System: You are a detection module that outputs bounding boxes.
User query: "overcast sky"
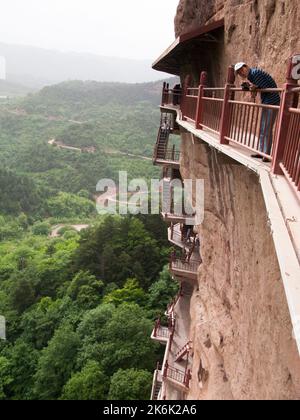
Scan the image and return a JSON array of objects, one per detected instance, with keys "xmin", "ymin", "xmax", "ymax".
[{"xmin": 0, "ymin": 0, "xmax": 179, "ymax": 60}]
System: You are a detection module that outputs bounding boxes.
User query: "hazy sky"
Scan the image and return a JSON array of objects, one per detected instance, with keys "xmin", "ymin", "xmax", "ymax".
[{"xmin": 1, "ymin": 0, "xmax": 179, "ymax": 60}]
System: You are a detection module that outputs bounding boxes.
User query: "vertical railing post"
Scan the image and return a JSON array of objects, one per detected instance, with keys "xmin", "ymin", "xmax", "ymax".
[
  {"xmin": 219, "ymin": 65, "xmax": 236, "ymax": 145},
  {"xmin": 272, "ymin": 55, "xmax": 299, "ymax": 175},
  {"xmin": 163, "ymin": 361, "xmax": 169, "ymax": 379},
  {"xmin": 195, "ymin": 71, "xmax": 208, "ymax": 129},
  {"xmin": 181, "ymin": 75, "xmax": 192, "ymax": 121},
  {"xmin": 161, "ymin": 82, "xmax": 166, "ymax": 107},
  {"xmin": 184, "ymin": 369, "xmax": 192, "ymax": 388},
  {"xmin": 154, "ymin": 318, "xmax": 160, "ymax": 337}
]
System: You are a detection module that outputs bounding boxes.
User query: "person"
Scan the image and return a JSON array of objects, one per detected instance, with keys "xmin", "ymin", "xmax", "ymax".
[
  {"xmin": 173, "ymin": 83, "xmax": 182, "ymax": 106},
  {"xmin": 185, "ymin": 224, "xmax": 194, "ymax": 244},
  {"xmin": 234, "ymin": 62, "xmax": 281, "ymax": 162},
  {"xmin": 161, "ymin": 116, "xmax": 170, "ymax": 132}
]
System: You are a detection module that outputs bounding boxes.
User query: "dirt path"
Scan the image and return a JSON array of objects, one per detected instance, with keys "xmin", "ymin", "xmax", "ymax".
[
  {"xmin": 48, "ymin": 138, "xmax": 152, "ymax": 161},
  {"xmin": 105, "ymin": 150, "xmax": 152, "ymax": 161},
  {"xmin": 48, "ymin": 139, "xmax": 82, "ymax": 152},
  {"xmin": 50, "ymin": 224, "xmax": 89, "ymax": 238}
]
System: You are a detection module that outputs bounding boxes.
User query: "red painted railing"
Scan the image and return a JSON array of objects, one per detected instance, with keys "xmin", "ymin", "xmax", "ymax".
[
  {"xmin": 151, "ymin": 362, "xmax": 162, "ymax": 401},
  {"xmin": 169, "ymin": 254, "xmax": 200, "ymax": 274},
  {"xmin": 160, "ymin": 56, "xmax": 300, "ymax": 199},
  {"xmin": 280, "ymin": 87, "xmax": 300, "ymax": 195},
  {"xmin": 166, "ymin": 285, "xmax": 183, "ymax": 315},
  {"xmin": 199, "ymin": 88, "xmax": 225, "ymax": 134},
  {"xmin": 153, "ymin": 318, "xmax": 170, "ymax": 339},
  {"xmin": 182, "ymin": 88, "xmax": 198, "ymax": 123},
  {"xmin": 164, "ymin": 147, "xmax": 181, "ymax": 162},
  {"xmin": 153, "ymin": 315, "xmax": 176, "ymax": 347},
  {"xmin": 161, "ymin": 82, "xmax": 182, "ymax": 107},
  {"xmin": 163, "ymin": 361, "xmax": 191, "ymax": 388},
  {"xmin": 225, "ymin": 89, "xmax": 282, "ymax": 159},
  {"xmin": 175, "ymin": 341, "xmax": 192, "ymax": 363}
]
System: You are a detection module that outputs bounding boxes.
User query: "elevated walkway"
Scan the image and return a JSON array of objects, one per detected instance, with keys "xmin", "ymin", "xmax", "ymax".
[{"xmin": 164, "ymin": 100, "xmax": 300, "ymax": 353}]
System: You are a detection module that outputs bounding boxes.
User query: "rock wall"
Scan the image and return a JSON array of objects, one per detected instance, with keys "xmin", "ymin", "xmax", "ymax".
[
  {"xmin": 174, "ymin": 0, "xmax": 300, "ymax": 85},
  {"xmin": 179, "ymin": 131, "xmax": 300, "ymax": 400}
]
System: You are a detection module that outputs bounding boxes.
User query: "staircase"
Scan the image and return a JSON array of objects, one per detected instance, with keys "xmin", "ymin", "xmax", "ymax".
[
  {"xmin": 162, "ymin": 177, "xmax": 172, "ymax": 214},
  {"xmin": 175, "ymin": 341, "xmax": 192, "ymax": 363},
  {"xmin": 151, "ymin": 367, "xmax": 163, "ymax": 400},
  {"xmin": 152, "ymin": 379, "xmax": 162, "ymax": 400},
  {"xmin": 155, "ymin": 127, "xmax": 170, "ymax": 160}
]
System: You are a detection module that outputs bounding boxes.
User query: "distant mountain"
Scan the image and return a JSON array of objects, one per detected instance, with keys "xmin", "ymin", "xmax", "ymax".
[
  {"xmin": 19, "ymin": 78, "xmax": 178, "ymax": 121},
  {"xmin": 0, "ymin": 43, "xmax": 169, "ymax": 88},
  {"xmin": 0, "ymin": 79, "xmax": 34, "ymax": 97}
]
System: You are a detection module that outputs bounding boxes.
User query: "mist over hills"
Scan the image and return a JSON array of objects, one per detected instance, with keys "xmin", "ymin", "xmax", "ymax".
[{"xmin": 0, "ymin": 43, "xmax": 168, "ymax": 90}]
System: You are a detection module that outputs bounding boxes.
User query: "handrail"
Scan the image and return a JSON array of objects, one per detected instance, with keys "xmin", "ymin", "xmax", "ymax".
[
  {"xmin": 160, "ymin": 58, "xmax": 299, "ymax": 196},
  {"xmin": 228, "ymin": 99, "xmax": 280, "ymax": 110},
  {"xmin": 170, "ymin": 255, "xmax": 200, "ymax": 273},
  {"xmin": 289, "ymin": 107, "xmax": 300, "ymax": 114},
  {"xmin": 163, "ymin": 361, "xmax": 192, "ymax": 388},
  {"xmin": 175, "ymin": 341, "xmax": 192, "ymax": 361},
  {"xmin": 202, "ymin": 97, "xmax": 224, "ymax": 102},
  {"xmin": 204, "ymin": 87, "xmax": 225, "ymax": 91},
  {"xmin": 230, "ymin": 87, "xmax": 283, "ymax": 93}
]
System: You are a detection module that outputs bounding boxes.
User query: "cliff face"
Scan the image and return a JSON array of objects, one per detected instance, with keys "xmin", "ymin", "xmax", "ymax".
[
  {"xmin": 174, "ymin": 0, "xmax": 300, "ymax": 84},
  {"xmin": 180, "ymin": 133, "xmax": 300, "ymax": 399}
]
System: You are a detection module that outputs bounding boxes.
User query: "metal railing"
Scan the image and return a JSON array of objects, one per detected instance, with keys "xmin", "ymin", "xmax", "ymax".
[
  {"xmin": 163, "ymin": 361, "xmax": 191, "ymax": 388},
  {"xmin": 170, "ymin": 256, "xmax": 200, "ymax": 274},
  {"xmin": 280, "ymin": 88, "xmax": 300, "ymax": 195},
  {"xmin": 161, "ymin": 57, "xmax": 300, "ymax": 200},
  {"xmin": 166, "ymin": 285, "xmax": 183, "ymax": 316},
  {"xmin": 182, "ymin": 88, "xmax": 199, "ymax": 123},
  {"xmin": 199, "ymin": 88, "xmax": 225, "ymax": 133},
  {"xmin": 161, "ymin": 83, "xmax": 182, "ymax": 107},
  {"xmin": 164, "ymin": 148, "xmax": 181, "ymax": 162},
  {"xmin": 175, "ymin": 341, "xmax": 192, "ymax": 362},
  {"xmin": 226, "ymin": 89, "xmax": 282, "ymax": 159},
  {"xmin": 151, "ymin": 363, "xmax": 162, "ymax": 401}
]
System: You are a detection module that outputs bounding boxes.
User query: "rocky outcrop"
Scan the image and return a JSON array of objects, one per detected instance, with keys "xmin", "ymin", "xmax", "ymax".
[
  {"xmin": 174, "ymin": 0, "xmax": 300, "ymax": 85},
  {"xmin": 179, "ymin": 132, "xmax": 300, "ymax": 400}
]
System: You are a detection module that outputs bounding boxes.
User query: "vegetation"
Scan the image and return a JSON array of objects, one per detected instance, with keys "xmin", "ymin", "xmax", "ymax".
[
  {"xmin": 0, "ymin": 216, "xmax": 177, "ymax": 400},
  {"xmin": 0, "ymin": 80, "xmax": 176, "ymax": 400}
]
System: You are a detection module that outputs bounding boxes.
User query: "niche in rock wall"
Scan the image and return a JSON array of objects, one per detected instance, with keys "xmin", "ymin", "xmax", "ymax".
[
  {"xmin": 180, "ymin": 26, "xmax": 225, "ymax": 87},
  {"xmin": 198, "ymin": 359, "xmax": 209, "ymax": 386}
]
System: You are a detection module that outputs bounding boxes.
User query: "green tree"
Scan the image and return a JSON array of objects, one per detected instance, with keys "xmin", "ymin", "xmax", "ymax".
[
  {"xmin": 3, "ymin": 341, "xmax": 39, "ymax": 400},
  {"xmin": 79, "ymin": 303, "xmax": 158, "ymax": 375},
  {"xmin": 72, "ymin": 216, "xmax": 166, "ymax": 289},
  {"xmin": 33, "ymin": 324, "xmax": 81, "ymax": 399},
  {"xmin": 60, "ymin": 361, "xmax": 109, "ymax": 400},
  {"xmin": 0, "ymin": 356, "xmax": 12, "ymax": 400},
  {"xmin": 67, "ymin": 271, "xmax": 103, "ymax": 309},
  {"xmin": 103, "ymin": 279, "xmax": 146, "ymax": 307},
  {"xmin": 20, "ymin": 297, "xmax": 75, "ymax": 350},
  {"xmin": 147, "ymin": 266, "xmax": 179, "ymax": 313},
  {"xmin": 108, "ymin": 369, "xmax": 152, "ymax": 400},
  {"xmin": 32, "ymin": 222, "xmax": 51, "ymax": 236},
  {"xmin": 10, "ymin": 277, "xmax": 35, "ymax": 314},
  {"xmin": 46, "ymin": 192, "xmax": 95, "ymax": 219}
]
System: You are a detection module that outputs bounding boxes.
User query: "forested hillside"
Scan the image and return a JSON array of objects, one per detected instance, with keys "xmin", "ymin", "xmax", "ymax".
[
  {"xmin": 0, "ymin": 79, "xmax": 176, "ymax": 400},
  {"xmin": 0, "ymin": 79, "xmax": 171, "ymax": 218},
  {"xmin": 0, "ymin": 216, "xmax": 176, "ymax": 400}
]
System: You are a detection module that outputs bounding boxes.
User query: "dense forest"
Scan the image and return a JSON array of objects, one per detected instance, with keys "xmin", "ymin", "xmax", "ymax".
[
  {"xmin": 0, "ymin": 79, "xmax": 177, "ymax": 399},
  {"xmin": 0, "ymin": 215, "xmax": 177, "ymax": 400}
]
